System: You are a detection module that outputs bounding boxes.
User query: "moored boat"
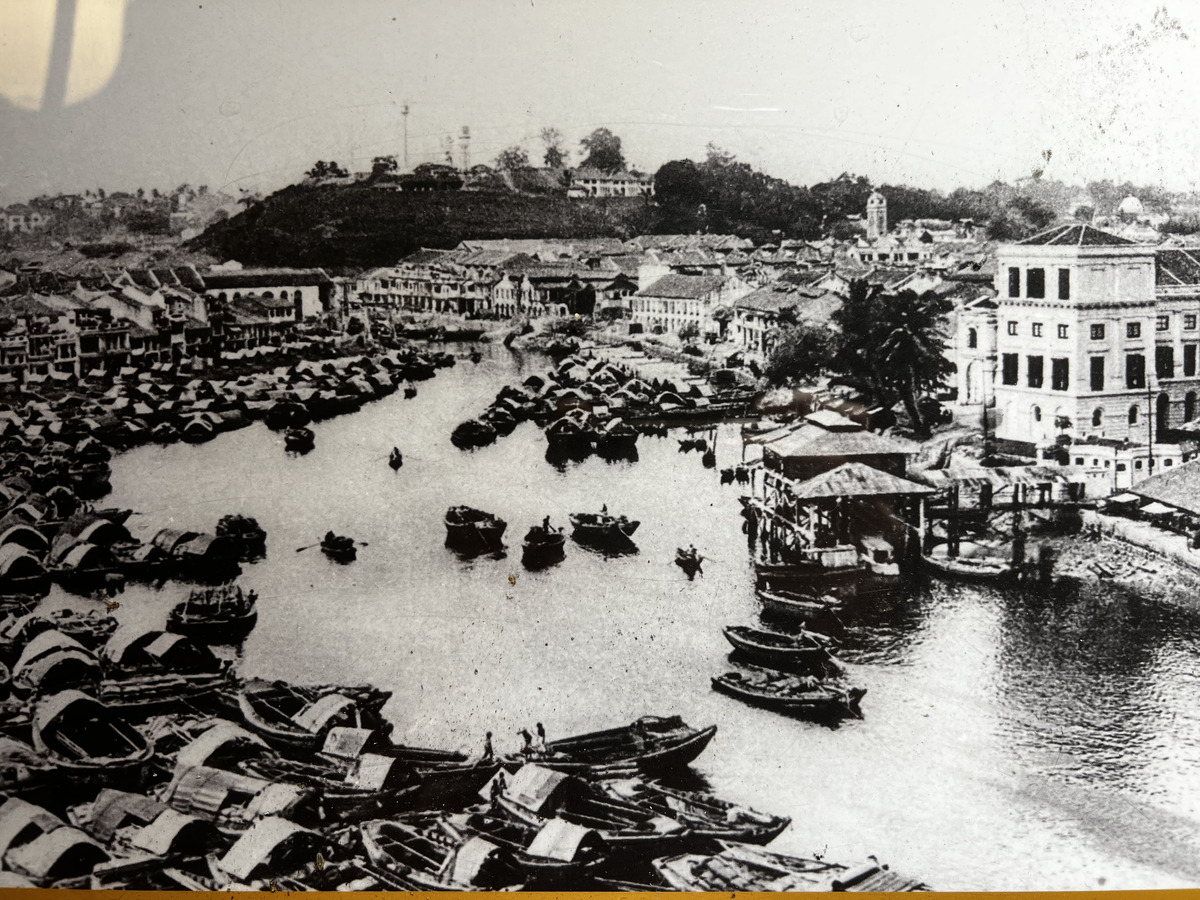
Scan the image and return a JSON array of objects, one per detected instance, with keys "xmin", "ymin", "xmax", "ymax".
[
  {"xmin": 722, "ymin": 625, "xmax": 842, "ymax": 676},
  {"xmin": 284, "ymin": 427, "xmax": 315, "ymax": 452},
  {"xmin": 451, "ymin": 418, "xmax": 497, "ymax": 450},
  {"xmin": 32, "ymin": 690, "xmax": 155, "ymax": 787},
  {"xmin": 167, "ymin": 584, "xmax": 259, "ymax": 645},
  {"xmin": 757, "ymin": 589, "xmax": 846, "ymax": 634},
  {"xmin": 594, "ymin": 419, "xmax": 639, "ymax": 456},
  {"xmin": 388, "ymin": 447, "xmax": 403, "ymax": 470},
  {"xmin": 444, "ymin": 506, "xmax": 507, "ymax": 552},
  {"xmin": 236, "ymin": 678, "xmax": 393, "ymax": 752},
  {"xmin": 214, "ymin": 515, "xmax": 266, "ymax": 560},
  {"xmin": 711, "ymin": 665, "xmax": 866, "ymax": 720},
  {"xmin": 522, "ymin": 524, "xmax": 566, "ymax": 569},
  {"xmin": 360, "ymin": 818, "xmax": 525, "ymax": 891},
  {"xmin": 441, "ymin": 811, "xmax": 606, "ymax": 883},
  {"xmin": 924, "ymin": 543, "xmax": 1016, "ymax": 582},
  {"xmin": 600, "ymin": 779, "xmax": 791, "ymax": 845},
  {"xmin": 675, "ymin": 548, "xmax": 703, "ymax": 580},
  {"xmin": 570, "ymin": 511, "xmax": 639, "ymax": 547},
  {"xmin": 526, "ymin": 715, "xmax": 717, "ymax": 777}
]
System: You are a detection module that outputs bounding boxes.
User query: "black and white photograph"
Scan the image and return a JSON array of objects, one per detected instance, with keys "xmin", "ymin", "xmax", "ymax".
[{"xmin": 0, "ymin": 0, "xmax": 1199, "ymax": 891}]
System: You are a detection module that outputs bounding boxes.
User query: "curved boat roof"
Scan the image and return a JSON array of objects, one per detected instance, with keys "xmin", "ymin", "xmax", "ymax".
[
  {"xmin": 219, "ymin": 815, "xmax": 315, "ymax": 881},
  {"xmin": 6, "ymin": 825, "xmax": 108, "ymax": 881},
  {"xmin": 175, "ymin": 722, "xmax": 267, "ymax": 771},
  {"xmin": 0, "ymin": 798, "xmax": 63, "ymax": 858}
]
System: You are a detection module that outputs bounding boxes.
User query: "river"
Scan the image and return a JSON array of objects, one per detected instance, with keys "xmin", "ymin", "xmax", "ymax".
[{"xmin": 56, "ymin": 342, "xmax": 1200, "ymax": 891}]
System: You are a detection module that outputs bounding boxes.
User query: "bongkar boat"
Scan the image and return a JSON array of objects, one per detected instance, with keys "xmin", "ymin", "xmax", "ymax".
[
  {"xmin": 569, "ymin": 512, "xmax": 639, "ymax": 545},
  {"xmin": 521, "ymin": 715, "xmax": 717, "ymax": 777},
  {"xmin": 236, "ymin": 678, "xmax": 393, "ymax": 752},
  {"xmin": 722, "ymin": 625, "xmax": 842, "ymax": 676},
  {"xmin": 521, "ymin": 525, "xmax": 566, "ymax": 569},
  {"xmin": 444, "ymin": 506, "xmax": 507, "ymax": 550},
  {"xmin": 711, "ymin": 666, "xmax": 866, "ymax": 720},
  {"xmin": 32, "ymin": 690, "xmax": 155, "ymax": 787}
]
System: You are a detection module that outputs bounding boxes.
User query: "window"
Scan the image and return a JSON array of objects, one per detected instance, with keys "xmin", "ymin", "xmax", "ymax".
[
  {"xmin": 968, "ymin": 327, "xmax": 977, "ymax": 349},
  {"xmin": 1126, "ymin": 354, "xmax": 1146, "ymax": 389},
  {"xmin": 1090, "ymin": 357, "xmax": 1105, "ymax": 391},
  {"xmin": 1127, "ymin": 322, "xmax": 1141, "ymax": 339},
  {"xmin": 1157, "ymin": 314, "xmax": 1170, "ymax": 332},
  {"xmin": 1187, "ymin": 344, "xmax": 1198, "ymax": 377},
  {"xmin": 1002, "ymin": 353, "xmax": 1019, "ymax": 385},
  {"xmin": 1187, "ymin": 391, "xmax": 1197, "ymax": 423},
  {"xmin": 1092, "ymin": 408, "xmax": 1103, "ymax": 427},
  {"xmin": 1186, "ymin": 314, "xmax": 1197, "ymax": 330},
  {"xmin": 1091, "ymin": 324, "xmax": 1105, "ymax": 340},
  {"xmin": 1032, "ymin": 323, "xmax": 1043, "ymax": 337},
  {"xmin": 1135, "ymin": 459, "xmax": 1144, "ymax": 470},
  {"xmin": 1007, "ymin": 267, "xmax": 1020, "ymax": 298},
  {"xmin": 1167, "ymin": 459, "xmax": 1174, "ymax": 467},
  {"xmin": 1075, "ymin": 457, "xmax": 1084, "ymax": 466},
  {"xmin": 1057, "ymin": 324, "xmax": 1069, "ymax": 339},
  {"xmin": 1032, "ymin": 406, "xmax": 1042, "ymax": 422},
  {"xmin": 1129, "ymin": 405, "xmax": 1139, "ymax": 424},
  {"xmin": 1051, "ymin": 358, "xmax": 1069, "ymax": 391},
  {"xmin": 1027, "ymin": 268, "xmax": 1045, "ymax": 299},
  {"xmin": 1058, "ymin": 268, "xmax": 1071, "ymax": 300},
  {"xmin": 1117, "ymin": 463, "xmax": 1127, "ymax": 472},
  {"xmin": 1027, "ymin": 355, "xmax": 1044, "ymax": 388},
  {"xmin": 1156, "ymin": 345, "xmax": 1175, "ymax": 380},
  {"xmin": 1007, "ymin": 321, "xmax": 1018, "ymax": 336}
]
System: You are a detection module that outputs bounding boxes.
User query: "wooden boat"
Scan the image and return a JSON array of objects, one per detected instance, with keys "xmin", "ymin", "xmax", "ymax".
[
  {"xmin": 0, "ymin": 610, "xmax": 115, "ymax": 664},
  {"xmin": 242, "ymin": 753, "xmax": 422, "ymax": 823},
  {"xmin": 654, "ymin": 841, "xmax": 931, "ymax": 892},
  {"xmin": 522, "ymin": 525, "xmax": 566, "ymax": 569},
  {"xmin": 284, "ymin": 426, "xmax": 314, "ymax": 452},
  {"xmin": 545, "ymin": 415, "xmax": 592, "ymax": 454},
  {"xmin": 162, "ymin": 765, "xmax": 318, "ymax": 836},
  {"xmin": 442, "ymin": 811, "xmax": 606, "ymax": 882},
  {"xmin": 32, "ymin": 690, "xmax": 155, "ymax": 787},
  {"xmin": 570, "ymin": 512, "xmax": 640, "ymax": 546},
  {"xmin": 320, "ymin": 533, "xmax": 357, "ymax": 562},
  {"xmin": 529, "ymin": 715, "xmax": 717, "ymax": 777},
  {"xmin": 924, "ymin": 545, "xmax": 1016, "ymax": 582},
  {"xmin": 594, "ymin": 419, "xmax": 639, "ymax": 456},
  {"xmin": 237, "ymin": 678, "xmax": 393, "ymax": 752},
  {"xmin": 482, "ymin": 406, "xmax": 518, "ymax": 436},
  {"xmin": 493, "ymin": 764, "xmax": 697, "ymax": 857},
  {"xmin": 388, "ymin": 447, "xmax": 404, "ymax": 470},
  {"xmin": 179, "ymin": 415, "xmax": 216, "ymax": 444},
  {"xmin": 214, "ymin": 515, "xmax": 266, "ymax": 560},
  {"xmin": 600, "ymin": 779, "xmax": 790, "ymax": 845},
  {"xmin": 451, "ymin": 418, "xmax": 497, "ymax": 450},
  {"xmin": 167, "ymin": 584, "xmax": 258, "ymax": 645},
  {"xmin": 403, "ymin": 382, "xmax": 417, "ymax": 399},
  {"xmin": 722, "ymin": 625, "xmax": 842, "ymax": 676},
  {"xmin": 757, "ymin": 589, "xmax": 846, "ymax": 634},
  {"xmin": 360, "ymin": 819, "xmax": 525, "ymax": 891},
  {"xmin": 675, "ymin": 548, "xmax": 703, "ymax": 580},
  {"xmin": 711, "ymin": 665, "xmax": 866, "ymax": 720},
  {"xmin": 444, "ymin": 506, "xmax": 506, "ymax": 551}
]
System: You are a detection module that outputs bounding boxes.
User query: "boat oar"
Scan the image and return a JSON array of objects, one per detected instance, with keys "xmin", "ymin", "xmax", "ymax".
[{"xmin": 295, "ymin": 544, "xmax": 318, "ymax": 553}]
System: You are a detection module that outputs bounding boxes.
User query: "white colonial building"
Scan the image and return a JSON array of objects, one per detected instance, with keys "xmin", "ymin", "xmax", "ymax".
[{"xmin": 993, "ymin": 224, "xmax": 1200, "ymax": 467}]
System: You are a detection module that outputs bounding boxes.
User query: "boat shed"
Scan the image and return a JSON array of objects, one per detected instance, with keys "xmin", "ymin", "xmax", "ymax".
[{"xmin": 761, "ymin": 417, "xmax": 917, "ymax": 482}]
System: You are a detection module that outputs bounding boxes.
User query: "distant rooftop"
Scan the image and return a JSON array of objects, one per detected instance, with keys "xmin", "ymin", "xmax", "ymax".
[{"xmin": 1016, "ymin": 224, "xmax": 1135, "ymax": 247}]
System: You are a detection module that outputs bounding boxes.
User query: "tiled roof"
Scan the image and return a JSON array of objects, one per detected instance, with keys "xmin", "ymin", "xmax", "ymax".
[
  {"xmin": 765, "ymin": 424, "xmax": 916, "ymax": 461},
  {"xmin": 1130, "ymin": 459, "xmax": 1200, "ymax": 517},
  {"xmin": 0, "ymin": 295, "xmax": 60, "ymax": 318},
  {"xmin": 203, "ymin": 268, "xmax": 330, "ymax": 288},
  {"xmin": 637, "ymin": 273, "xmax": 730, "ymax": 299},
  {"xmin": 1016, "ymin": 224, "xmax": 1134, "ymax": 247},
  {"xmin": 734, "ymin": 283, "xmax": 804, "ymax": 313},
  {"xmin": 1156, "ymin": 248, "xmax": 1200, "ymax": 286},
  {"xmin": 785, "ymin": 462, "xmax": 933, "ymax": 499}
]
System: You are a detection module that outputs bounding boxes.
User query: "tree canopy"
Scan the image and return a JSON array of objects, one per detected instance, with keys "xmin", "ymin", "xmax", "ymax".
[
  {"xmin": 306, "ymin": 160, "xmax": 349, "ymax": 179},
  {"xmin": 541, "ymin": 127, "xmax": 567, "ymax": 168},
  {"xmin": 495, "ymin": 146, "xmax": 530, "ymax": 173},
  {"xmin": 579, "ymin": 128, "xmax": 626, "ymax": 173}
]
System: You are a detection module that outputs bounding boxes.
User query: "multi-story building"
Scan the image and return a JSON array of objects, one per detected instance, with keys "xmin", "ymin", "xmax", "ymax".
[
  {"xmin": 630, "ymin": 272, "xmax": 752, "ymax": 338},
  {"xmin": 566, "ymin": 169, "xmax": 654, "ymax": 199},
  {"xmin": 992, "ymin": 224, "xmax": 1200, "ymax": 463}
]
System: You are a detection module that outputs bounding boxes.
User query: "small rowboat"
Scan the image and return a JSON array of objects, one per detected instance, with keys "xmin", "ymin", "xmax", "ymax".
[
  {"xmin": 403, "ymin": 382, "xmax": 417, "ymax": 399},
  {"xmin": 237, "ymin": 678, "xmax": 393, "ymax": 753},
  {"xmin": 570, "ymin": 512, "xmax": 640, "ymax": 546},
  {"xmin": 711, "ymin": 665, "xmax": 865, "ymax": 720},
  {"xmin": 722, "ymin": 625, "xmax": 842, "ymax": 676},
  {"xmin": 924, "ymin": 548, "xmax": 1015, "ymax": 582},
  {"xmin": 444, "ymin": 506, "xmax": 506, "ymax": 552},
  {"xmin": 33, "ymin": 690, "xmax": 155, "ymax": 787},
  {"xmin": 675, "ymin": 549, "xmax": 703, "ymax": 580},
  {"xmin": 320, "ymin": 533, "xmax": 357, "ymax": 563},
  {"xmin": 600, "ymin": 779, "xmax": 791, "ymax": 845},
  {"xmin": 522, "ymin": 526, "xmax": 566, "ymax": 569},
  {"xmin": 527, "ymin": 715, "xmax": 717, "ymax": 778},
  {"xmin": 388, "ymin": 448, "xmax": 403, "ymax": 470},
  {"xmin": 757, "ymin": 589, "xmax": 845, "ymax": 633},
  {"xmin": 360, "ymin": 819, "xmax": 525, "ymax": 891},
  {"xmin": 284, "ymin": 427, "xmax": 314, "ymax": 453}
]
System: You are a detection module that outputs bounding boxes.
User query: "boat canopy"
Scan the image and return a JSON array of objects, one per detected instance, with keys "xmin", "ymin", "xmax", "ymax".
[
  {"xmin": 218, "ymin": 815, "xmax": 316, "ymax": 881},
  {"xmin": 85, "ymin": 789, "xmax": 167, "ymax": 842},
  {"xmin": 32, "ymin": 689, "xmax": 106, "ymax": 736},
  {"xmin": 5, "ymin": 826, "xmax": 108, "ymax": 882},
  {"xmin": 0, "ymin": 544, "xmax": 44, "ymax": 580},
  {"xmin": 527, "ymin": 818, "xmax": 600, "ymax": 862},
  {"xmin": 504, "ymin": 764, "xmax": 571, "ymax": 815},
  {"xmin": 130, "ymin": 808, "xmax": 218, "ymax": 857},
  {"xmin": 0, "ymin": 524, "xmax": 48, "ymax": 553},
  {"xmin": 344, "ymin": 754, "xmax": 408, "ymax": 791},
  {"xmin": 15, "ymin": 631, "xmax": 91, "ymax": 673},
  {"xmin": 449, "ymin": 836, "xmax": 507, "ymax": 887},
  {"xmin": 175, "ymin": 722, "xmax": 267, "ymax": 771},
  {"xmin": 56, "ymin": 541, "xmax": 116, "ymax": 572},
  {"xmin": 0, "ymin": 798, "xmax": 63, "ymax": 858},
  {"xmin": 291, "ymin": 693, "xmax": 355, "ymax": 734}
]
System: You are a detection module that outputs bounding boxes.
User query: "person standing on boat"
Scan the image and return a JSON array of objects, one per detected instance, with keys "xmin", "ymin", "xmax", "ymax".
[
  {"xmin": 489, "ymin": 770, "xmax": 506, "ymax": 808},
  {"xmin": 542, "ymin": 516, "xmax": 551, "ymax": 534},
  {"xmin": 534, "ymin": 722, "xmax": 548, "ymax": 755},
  {"xmin": 482, "ymin": 731, "xmax": 493, "ymax": 761},
  {"xmin": 518, "ymin": 728, "xmax": 534, "ymax": 756},
  {"xmin": 601, "ymin": 504, "xmax": 608, "ymax": 515}
]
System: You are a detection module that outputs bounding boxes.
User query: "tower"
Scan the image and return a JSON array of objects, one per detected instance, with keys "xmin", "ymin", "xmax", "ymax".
[
  {"xmin": 459, "ymin": 126, "xmax": 471, "ymax": 172},
  {"xmin": 401, "ymin": 102, "xmax": 409, "ymax": 169},
  {"xmin": 866, "ymin": 191, "xmax": 887, "ymax": 240}
]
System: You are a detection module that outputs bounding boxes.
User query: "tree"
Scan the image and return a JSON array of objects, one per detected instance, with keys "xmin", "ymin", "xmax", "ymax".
[
  {"xmin": 654, "ymin": 160, "xmax": 707, "ymax": 209},
  {"xmin": 541, "ymin": 127, "xmax": 567, "ymax": 168},
  {"xmin": 765, "ymin": 322, "xmax": 840, "ymax": 386},
  {"xmin": 307, "ymin": 160, "xmax": 348, "ymax": 179},
  {"xmin": 678, "ymin": 321, "xmax": 701, "ymax": 344},
  {"xmin": 371, "ymin": 155, "xmax": 398, "ymax": 179},
  {"xmin": 833, "ymin": 281, "xmax": 954, "ymax": 437},
  {"xmin": 579, "ymin": 127, "xmax": 625, "ymax": 173},
  {"xmin": 494, "ymin": 145, "xmax": 530, "ymax": 173}
]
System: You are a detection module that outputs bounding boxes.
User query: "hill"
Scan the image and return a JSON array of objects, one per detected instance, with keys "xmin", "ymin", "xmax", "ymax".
[{"xmin": 188, "ymin": 183, "xmax": 653, "ymax": 270}]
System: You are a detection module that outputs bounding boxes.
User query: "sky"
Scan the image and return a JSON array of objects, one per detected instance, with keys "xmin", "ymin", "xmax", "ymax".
[{"xmin": 1, "ymin": 0, "xmax": 1198, "ymax": 204}]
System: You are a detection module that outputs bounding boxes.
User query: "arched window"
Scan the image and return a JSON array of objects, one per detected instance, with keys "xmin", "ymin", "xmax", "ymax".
[
  {"xmin": 1032, "ymin": 405, "xmax": 1042, "ymax": 422},
  {"xmin": 1129, "ymin": 405, "xmax": 1139, "ymax": 424},
  {"xmin": 968, "ymin": 327, "xmax": 978, "ymax": 349},
  {"xmin": 1092, "ymin": 408, "xmax": 1103, "ymax": 427},
  {"xmin": 262, "ymin": 291, "xmax": 274, "ymax": 300}
]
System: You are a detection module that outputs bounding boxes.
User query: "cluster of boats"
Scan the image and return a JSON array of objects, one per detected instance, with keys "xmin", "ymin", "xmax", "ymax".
[
  {"xmin": 443, "ymin": 506, "xmax": 639, "ymax": 569},
  {"xmin": 451, "ymin": 349, "xmax": 756, "ymax": 464},
  {"xmin": 712, "ymin": 591, "xmax": 867, "ymax": 722}
]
